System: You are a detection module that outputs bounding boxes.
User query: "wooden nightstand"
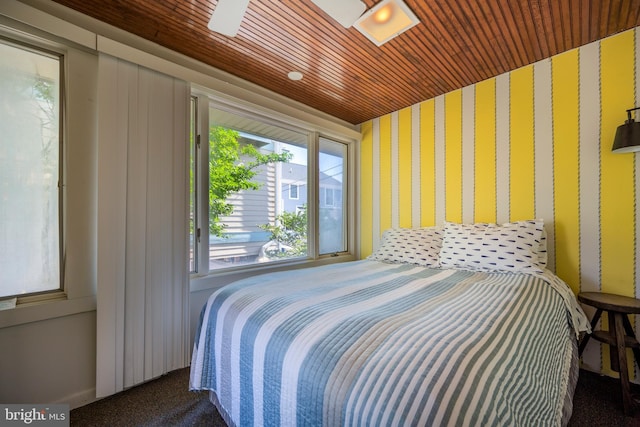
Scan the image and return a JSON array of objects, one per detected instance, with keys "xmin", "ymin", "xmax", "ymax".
[{"xmin": 578, "ymin": 292, "xmax": 640, "ymax": 415}]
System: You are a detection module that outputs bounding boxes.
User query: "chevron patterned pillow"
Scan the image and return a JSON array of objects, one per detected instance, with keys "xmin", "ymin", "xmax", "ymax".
[
  {"xmin": 367, "ymin": 227, "xmax": 443, "ymax": 267},
  {"xmin": 439, "ymin": 220, "xmax": 545, "ymax": 273}
]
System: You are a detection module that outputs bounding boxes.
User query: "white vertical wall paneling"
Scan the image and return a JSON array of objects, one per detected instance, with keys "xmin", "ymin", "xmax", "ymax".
[
  {"xmin": 115, "ymin": 61, "xmax": 133, "ymax": 393},
  {"xmin": 172, "ymin": 80, "xmax": 190, "ymax": 369},
  {"xmin": 495, "ymin": 74, "xmax": 511, "ymax": 223},
  {"xmin": 147, "ymin": 70, "xmax": 168, "ymax": 378},
  {"xmin": 96, "ymin": 55, "xmax": 128, "ymax": 398},
  {"xmin": 372, "ymin": 118, "xmax": 381, "ymax": 249},
  {"xmin": 96, "ymin": 54, "xmax": 189, "ymax": 398},
  {"xmin": 534, "ymin": 59, "xmax": 556, "ymax": 272},
  {"xmin": 462, "ymin": 86, "xmax": 476, "ymax": 224},
  {"xmin": 141, "ymin": 69, "xmax": 158, "ymax": 381},
  {"xmin": 167, "ymin": 76, "xmax": 189, "ymax": 374},
  {"xmin": 412, "ymin": 104, "xmax": 422, "ymax": 227},
  {"xmin": 124, "ymin": 61, "xmax": 147, "ymax": 388},
  {"xmin": 435, "ymin": 95, "xmax": 446, "ymax": 225},
  {"xmin": 161, "ymin": 73, "xmax": 188, "ymax": 376},
  {"xmin": 391, "ymin": 111, "xmax": 400, "ymax": 228},
  {"xmin": 578, "ymin": 40, "xmax": 602, "ymax": 372}
]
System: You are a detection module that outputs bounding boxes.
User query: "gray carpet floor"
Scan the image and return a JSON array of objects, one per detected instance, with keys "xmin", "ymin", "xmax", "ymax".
[{"xmin": 71, "ymin": 368, "xmax": 640, "ymax": 426}]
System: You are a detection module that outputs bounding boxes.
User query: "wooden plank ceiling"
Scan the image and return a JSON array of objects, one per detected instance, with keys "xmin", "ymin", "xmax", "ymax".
[{"xmin": 51, "ymin": 0, "xmax": 640, "ymax": 124}]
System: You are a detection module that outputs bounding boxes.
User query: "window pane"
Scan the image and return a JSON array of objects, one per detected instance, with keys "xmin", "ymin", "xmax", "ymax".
[
  {"xmin": 208, "ymin": 108, "xmax": 308, "ymax": 269},
  {"xmin": 319, "ymin": 138, "xmax": 346, "ymax": 254},
  {"xmin": 0, "ymin": 41, "xmax": 61, "ymax": 298}
]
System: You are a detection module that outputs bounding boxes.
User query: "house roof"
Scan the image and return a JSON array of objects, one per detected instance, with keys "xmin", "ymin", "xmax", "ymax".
[{"xmin": 48, "ymin": 0, "xmax": 640, "ymax": 124}]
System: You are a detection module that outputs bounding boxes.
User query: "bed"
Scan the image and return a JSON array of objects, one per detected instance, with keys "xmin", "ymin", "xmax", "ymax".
[{"xmin": 190, "ymin": 220, "xmax": 590, "ymax": 426}]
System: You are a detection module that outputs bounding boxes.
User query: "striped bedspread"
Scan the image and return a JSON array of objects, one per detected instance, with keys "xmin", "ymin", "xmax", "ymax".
[{"xmin": 190, "ymin": 260, "xmax": 587, "ymax": 426}]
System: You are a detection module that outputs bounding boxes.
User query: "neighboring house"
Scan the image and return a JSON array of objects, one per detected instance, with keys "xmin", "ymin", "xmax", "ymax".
[
  {"xmin": 281, "ymin": 162, "xmax": 344, "ymax": 254},
  {"xmin": 209, "ymin": 137, "xmax": 278, "ymax": 267},
  {"xmin": 281, "ymin": 162, "xmax": 343, "ymax": 213},
  {"xmin": 280, "ymin": 162, "xmax": 307, "ymax": 213},
  {"xmin": 211, "ymin": 155, "xmax": 343, "ymax": 265}
]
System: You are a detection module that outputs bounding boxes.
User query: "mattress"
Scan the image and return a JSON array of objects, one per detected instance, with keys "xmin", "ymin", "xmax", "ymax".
[{"xmin": 190, "ymin": 260, "xmax": 587, "ymax": 426}]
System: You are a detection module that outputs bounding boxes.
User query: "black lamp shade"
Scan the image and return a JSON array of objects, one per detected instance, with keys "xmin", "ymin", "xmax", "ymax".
[{"xmin": 612, "ymin": 120, "xmax": 640, "ymax": 153}]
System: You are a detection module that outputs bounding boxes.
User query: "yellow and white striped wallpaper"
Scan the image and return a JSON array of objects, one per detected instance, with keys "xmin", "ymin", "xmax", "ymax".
[{"xmin": 359, "ymin": 27, "xmax": 640, "ymax": 377}]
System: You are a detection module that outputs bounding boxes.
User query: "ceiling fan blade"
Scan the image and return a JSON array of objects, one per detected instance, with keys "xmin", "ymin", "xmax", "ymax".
[
  {"xmin": 207, "ymin": 0, "xmax": 251, "ymax": 37},
  {"xmin": 311, "ymin": 0, "xmax": 367, "ymax": 28}
]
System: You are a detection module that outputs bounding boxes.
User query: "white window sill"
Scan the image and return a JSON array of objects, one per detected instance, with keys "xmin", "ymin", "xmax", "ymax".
[
  {"xmin": 190, "ymin": 254, "xmax": 356, "ymax": 293},
  {"xmin": 0, "ymin": 295, "xmax": 96, "ymax": 328}
]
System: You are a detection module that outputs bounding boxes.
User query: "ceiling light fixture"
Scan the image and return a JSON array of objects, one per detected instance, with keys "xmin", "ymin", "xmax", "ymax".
[
  {"xmin": 354, "ymin": 0, "xmax": 420, "ymax": 46},
  {"xmin": 288, "ymin": 71, "xmax": 304, "ymax": 81},
  {"xmin": 373, "ymin": 5, "xmax": 393, "ymax": 24},
  {"xmin": 310, "ymin": 0, "xmax": 366, "ymax": 28}
]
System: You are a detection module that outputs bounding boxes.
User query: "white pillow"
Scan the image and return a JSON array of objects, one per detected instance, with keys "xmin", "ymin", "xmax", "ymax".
[
  {"xmin": 439, "ymin": 220, "xmax": 545, "ymax": 273},
  {"xmin": 367, "ymin": 227, "xmax": 442, "ymax": 267}
]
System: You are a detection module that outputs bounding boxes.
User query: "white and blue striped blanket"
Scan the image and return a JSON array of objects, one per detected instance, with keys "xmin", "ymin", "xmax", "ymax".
[{"xmin": 190, "ymin": 260, "xmax": 587, "ymax": 426}]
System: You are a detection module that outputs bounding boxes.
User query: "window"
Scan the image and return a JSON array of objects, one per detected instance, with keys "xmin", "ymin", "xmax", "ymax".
[
  {"xmin": 325, "ymin": 189, "xmax": 334, "ymax": 206},
  {"xmin": 190, "ymin": 97, "xmax": 351, "ymax": 274},
  {"xmin": 319, "ymin": 137, "xmax": 347, "ymax": 254},
  {"xmin": 0, "ymin": 38, "xmax": 62, "ymax": 300},
  {"xmin": 289, "ymin": 183, "xmax": 299, "ymax": 200},
  {"xmin": 206, "ymin": 104, "xmax": 308, "ymax": 270}
]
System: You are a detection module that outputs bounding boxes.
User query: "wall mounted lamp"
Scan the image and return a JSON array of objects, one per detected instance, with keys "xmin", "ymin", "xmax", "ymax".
[{"xmin": 612, "ymin": 107, "xmax": 640, "ymax": 153}]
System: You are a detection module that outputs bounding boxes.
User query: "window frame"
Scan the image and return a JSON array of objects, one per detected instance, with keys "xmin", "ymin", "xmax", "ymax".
[
  {"xmin": 0, "ymin": 34, "xmax": 66, "ymax": 304},
  {"xmin": 189, "ymin": 90, "xmax": 357, "ymax": 287},
  {"xmin": 318, "ymin": 136, "xmax": 349, "ymax": 255},
  {"xmin": 189, "ymin": 95, "xmax": 199, "ymax": 274}
]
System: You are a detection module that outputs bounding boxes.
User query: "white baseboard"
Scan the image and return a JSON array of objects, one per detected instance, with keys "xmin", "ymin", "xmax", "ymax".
[{"xmin": 56, "ymin": 387, "xmax": 97, "ymax": 410}]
